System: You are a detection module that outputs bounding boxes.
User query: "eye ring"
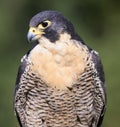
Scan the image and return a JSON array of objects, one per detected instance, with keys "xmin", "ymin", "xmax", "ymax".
[{"xmin": 38, "ymin": 20, "xmax": 51, "ymax": 29}]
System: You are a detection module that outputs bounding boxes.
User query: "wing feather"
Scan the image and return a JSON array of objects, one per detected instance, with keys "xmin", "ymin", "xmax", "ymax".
[
  {"xmin": 91, "ymin": 50, "xmax": 107, "ymax": 127},
  {"xmin": 14, "ymin": 55, "xmax": 28, "ymax": 127}
]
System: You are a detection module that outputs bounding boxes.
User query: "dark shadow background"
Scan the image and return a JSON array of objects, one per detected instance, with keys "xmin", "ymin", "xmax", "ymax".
[{"xmin": 0, "ymin": 0, "xmax": 120, "ymax": 126}]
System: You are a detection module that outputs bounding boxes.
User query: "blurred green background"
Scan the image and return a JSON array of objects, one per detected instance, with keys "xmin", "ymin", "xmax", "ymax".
[{"xmin": 0, "ymin": 0, "xmax": 120, "ymax": 126}]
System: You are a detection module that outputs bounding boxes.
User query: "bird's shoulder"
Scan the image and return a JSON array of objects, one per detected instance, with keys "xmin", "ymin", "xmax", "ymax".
[
  {"xmin": 90, "ymin": 50, "xmax": 105, "ymax": 83},
  {"xmin": 15, "ymin": 53, "xmax": 30, "ymax": 90}
]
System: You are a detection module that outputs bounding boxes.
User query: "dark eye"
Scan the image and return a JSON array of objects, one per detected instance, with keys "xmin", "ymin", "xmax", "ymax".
[{"xmin": 41, "ymin": 21, "xmax": 48, "ymax": 28}]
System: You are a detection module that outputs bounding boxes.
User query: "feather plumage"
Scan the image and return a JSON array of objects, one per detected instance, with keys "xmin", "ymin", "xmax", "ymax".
[{"xmin": 14, "ymin": 10, "xmax": 106, "ymax": 127}]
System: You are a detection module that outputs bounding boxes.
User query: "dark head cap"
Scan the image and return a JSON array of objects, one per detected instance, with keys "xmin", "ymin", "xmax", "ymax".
[{"xmin": 28, "ymin": 10, "xmax": 81, "ymax": 43}]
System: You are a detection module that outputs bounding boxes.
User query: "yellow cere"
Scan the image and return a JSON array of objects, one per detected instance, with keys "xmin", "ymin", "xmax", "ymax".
[{"xmin": 29, "ymin": 27, "xmax": 45, "ymax": 35}]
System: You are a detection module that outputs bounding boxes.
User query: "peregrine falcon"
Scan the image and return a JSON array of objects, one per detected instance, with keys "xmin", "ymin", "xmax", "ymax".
[{"xmin": 14, "ymin": 10, "xmax": 106, "ymax": 127}]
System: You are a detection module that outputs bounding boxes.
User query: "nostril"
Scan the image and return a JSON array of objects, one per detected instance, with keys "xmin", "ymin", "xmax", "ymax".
[{"xmin": 32, "ymin": 29, "xmax": 35, "ymax": 32}]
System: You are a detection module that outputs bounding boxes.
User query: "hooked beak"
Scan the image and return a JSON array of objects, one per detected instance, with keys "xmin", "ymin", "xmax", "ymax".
[{"xmin": 27, "ymin": 27, "xmax": 45, "ymax": 42}]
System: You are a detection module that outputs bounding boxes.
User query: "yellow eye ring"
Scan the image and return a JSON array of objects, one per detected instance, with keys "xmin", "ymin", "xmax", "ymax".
[{"xmin": 38, "ymin": 20, "xmax": 51, "ymax": 29}]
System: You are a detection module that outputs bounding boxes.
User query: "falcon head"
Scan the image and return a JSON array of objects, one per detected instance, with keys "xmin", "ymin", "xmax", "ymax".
[{"xmin": 27, "ymin": 10, "xmax": 80, "ymax": 43}]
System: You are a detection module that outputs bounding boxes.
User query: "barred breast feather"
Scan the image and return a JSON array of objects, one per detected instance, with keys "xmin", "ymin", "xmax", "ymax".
[{"xmin": 14, "ymin": 36, "xmax": 106, "ymax": 127}]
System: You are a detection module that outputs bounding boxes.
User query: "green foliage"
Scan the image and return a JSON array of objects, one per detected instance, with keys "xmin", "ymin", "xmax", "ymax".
[{"xmin": 0, "ymin": 0, "xmax": 120, "ymax": 126}]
